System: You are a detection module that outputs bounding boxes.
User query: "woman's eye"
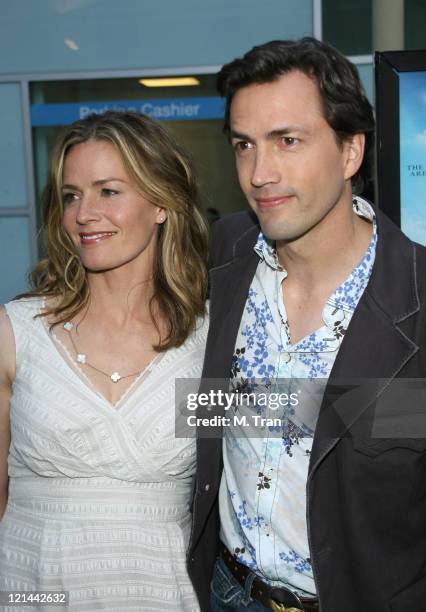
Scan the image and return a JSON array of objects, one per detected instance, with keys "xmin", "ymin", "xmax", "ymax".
[
  {"xmin": 101, "ymin": 188, "xmax": 119, "ymax": 197},
  {"xmin": 62, "ymin": 192, "xmax": 78, "ymax": 205}
]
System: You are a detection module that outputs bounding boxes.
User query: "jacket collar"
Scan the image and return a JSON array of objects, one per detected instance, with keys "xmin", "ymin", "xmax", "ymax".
[
  {"xmin": 203, "ymin": 221, "xmax": 259, "ymax": 381},
  {"xmin": 367, "ymin": 208, "xmax": 419, "ymax": 322},
  {"xmin": 229, "ymin": 213, "xmax": 260, "ymax": 261}
]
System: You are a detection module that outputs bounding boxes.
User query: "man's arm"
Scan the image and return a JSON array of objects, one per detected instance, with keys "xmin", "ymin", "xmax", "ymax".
[{"xmin": 0, "ymin": 306, "xmax": 15, "ymax": 518}]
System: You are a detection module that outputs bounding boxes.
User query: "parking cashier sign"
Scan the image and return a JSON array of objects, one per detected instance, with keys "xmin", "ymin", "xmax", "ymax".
[{"xmin": 31, "ymin": 97, "xmax": 225, "ymax": 126}]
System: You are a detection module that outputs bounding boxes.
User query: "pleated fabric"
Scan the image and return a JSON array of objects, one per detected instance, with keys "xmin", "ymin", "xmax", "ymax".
[{"xmin": 0, "ymin": 298, "xmax": 207, "ymax": 611}]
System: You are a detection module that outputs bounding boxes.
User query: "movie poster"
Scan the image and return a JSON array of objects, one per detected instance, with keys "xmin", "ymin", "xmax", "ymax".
[{"xmin": 399, "ymin": 71, "xmax": 426, "ymax": 245}]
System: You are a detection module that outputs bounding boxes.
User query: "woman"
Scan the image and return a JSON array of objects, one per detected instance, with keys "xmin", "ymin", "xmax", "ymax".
[{"xmin": 0, "ymin": 111, "xmax": 208, "ymax": 610}]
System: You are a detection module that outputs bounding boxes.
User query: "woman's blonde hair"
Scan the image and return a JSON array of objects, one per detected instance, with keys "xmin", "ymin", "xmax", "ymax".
[{"xmin": 26, "ymin": 110, "xmax": 208, "ymax": 350}]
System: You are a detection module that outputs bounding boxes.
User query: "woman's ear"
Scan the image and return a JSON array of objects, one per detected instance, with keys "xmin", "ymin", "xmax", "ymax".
[{"xmin": 156, "ymin": 208, "xmax": 167, "ymax": 224}]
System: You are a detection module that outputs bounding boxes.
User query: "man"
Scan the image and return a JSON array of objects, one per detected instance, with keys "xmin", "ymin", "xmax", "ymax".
[{"xmin": 187, "ymin": 38, "xmax": 426, "ymax": 611}]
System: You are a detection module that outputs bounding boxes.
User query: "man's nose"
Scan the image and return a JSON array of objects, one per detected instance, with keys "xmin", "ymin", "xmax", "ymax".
[{"xmin": 250, "ymin": 148, "xmax": 281, "ymax": 187}]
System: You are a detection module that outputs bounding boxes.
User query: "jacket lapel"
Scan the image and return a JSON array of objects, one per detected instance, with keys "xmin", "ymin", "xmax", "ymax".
[
  {"xmin": 191, "ymin": 225, "xmax": 260, "ymax": 550},
  {"xmin": 308, "ymin": 210, "xmax": 420, "ymax": 478},
  {"xmin": 308, "ymin": 293, "xmax": 419, "ymax": 477}
]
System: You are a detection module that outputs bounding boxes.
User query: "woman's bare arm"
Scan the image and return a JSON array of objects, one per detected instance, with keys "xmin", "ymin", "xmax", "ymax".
[{"xmin": 0, "ymin": 306, "xmax": 15, "ymax": 518}]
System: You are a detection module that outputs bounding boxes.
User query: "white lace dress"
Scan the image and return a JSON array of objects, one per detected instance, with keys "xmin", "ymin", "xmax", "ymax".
[{"xmin": 0, "ymin": 297, "xmax": 207, "ymax": 611}]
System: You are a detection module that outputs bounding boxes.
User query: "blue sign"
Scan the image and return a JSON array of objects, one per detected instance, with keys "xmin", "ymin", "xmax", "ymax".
[{"xmin": 31, "ymin": 97, "xmax": 225, "ymax": 126}]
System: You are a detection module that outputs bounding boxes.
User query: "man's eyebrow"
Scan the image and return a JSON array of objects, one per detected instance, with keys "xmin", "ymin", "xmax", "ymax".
[
  {"xmin": 267, "ymin": 125, "xmax": 307, "ymax": 138},
  {"xmin": 230, "ymin": 125, "xmax": 308, "ymax": 142},
  {"xmin": 230, "ymin": 130, "xmax": 252, "ymax": 142}
]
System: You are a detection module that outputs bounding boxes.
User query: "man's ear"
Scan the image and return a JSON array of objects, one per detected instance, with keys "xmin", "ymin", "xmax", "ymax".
[{"xmin": 343, "ymin": 133, "xmax": 365, "ymax": 181}]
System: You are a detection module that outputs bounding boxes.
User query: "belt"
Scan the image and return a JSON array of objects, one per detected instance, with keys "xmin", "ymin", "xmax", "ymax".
[{"xmin": 221, "ymin": 545, "xmax": 319, "ymax": 612}]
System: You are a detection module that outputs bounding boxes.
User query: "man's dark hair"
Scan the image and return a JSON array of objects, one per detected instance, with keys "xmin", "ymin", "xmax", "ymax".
[{"xmin": 217, "ymin": 37, "xmax": 375, "ymax": 195}]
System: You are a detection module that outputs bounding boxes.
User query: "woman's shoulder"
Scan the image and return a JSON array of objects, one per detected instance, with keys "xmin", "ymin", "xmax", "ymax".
[
  {"xmin": 4, "ymin": 296, "xmax": 46, "ymax": 333},
  {"xmin": 4, "ymin": 298, "xmax": 43, "ymax": 333},
  {"xmin": 0, "ymin": 305, "xmax": 12, "ymax": 334},
  {"xmin": 0, "ymin": 305, "xmax": 16, "ymax": 382},
  {"xmin": 5, "ymin": 295, "xmax": 44, "ymax": 316}
]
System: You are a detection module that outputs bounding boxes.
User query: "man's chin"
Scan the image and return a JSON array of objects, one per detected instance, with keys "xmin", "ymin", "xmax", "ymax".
[{"xmin": 258, "ymin": 222, "xmax": 299, "ymax": 243}]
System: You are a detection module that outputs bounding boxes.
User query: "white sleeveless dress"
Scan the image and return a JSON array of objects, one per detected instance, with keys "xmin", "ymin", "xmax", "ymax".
[{"xmin": 0, "ymin": 297, "xmax": 207, "ymax": 611}]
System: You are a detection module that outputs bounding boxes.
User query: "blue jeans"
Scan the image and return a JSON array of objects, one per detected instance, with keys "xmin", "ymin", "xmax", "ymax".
[{"xmin": 210, "ymin": 556, "xmax": 270, "ymax": 611}]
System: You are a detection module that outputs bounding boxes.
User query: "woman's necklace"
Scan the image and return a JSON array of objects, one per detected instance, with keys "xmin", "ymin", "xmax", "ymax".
[{"xmin": 63, "ymin": 321, "xmax": 141, "ymax": 383}]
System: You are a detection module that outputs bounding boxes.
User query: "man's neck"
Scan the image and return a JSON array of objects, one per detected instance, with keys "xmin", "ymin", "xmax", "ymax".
[
  {"xmin": 276, "ymin": 199, "xmax": 373, "ymax": 295},
  {"xmin": 275, "ymin": 199, "xmax": 373, "ymax": 345}
]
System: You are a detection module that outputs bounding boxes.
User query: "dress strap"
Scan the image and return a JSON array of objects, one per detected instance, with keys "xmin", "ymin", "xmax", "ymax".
[{"xmin": 4, "ymin": 297, "xmax": 43, "ymax": 365}]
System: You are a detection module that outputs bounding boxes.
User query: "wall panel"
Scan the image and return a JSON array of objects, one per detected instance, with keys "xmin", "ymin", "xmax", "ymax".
[
  {"xmin": 0, "ymin": 0, "xmax": 313, "ymax": 74},
  {"xmin": 0, "ymin": 217, "xmax": 32, "ymax": 302},
  {"xmin": 0, "ymin": 83, "xmax": 27, "ymax": 208}
]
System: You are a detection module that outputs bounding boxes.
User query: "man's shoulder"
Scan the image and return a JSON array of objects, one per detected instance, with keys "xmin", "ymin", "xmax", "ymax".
[
  {"xmin": 378, "ymin": 207, "xmax": 426, "ymax": 257},
  {"xmin": 210, "ymin": 210, "xmax": 259, "ymax": 267},
  {"xmin": 412, "ymin": 240, "xmax": 426, "ymax": 299},
  {"xmin": 413, "ymin": 240, "xmax": 426, "ymax": 261},
  {"xmin": 212, "ymin": 210, "xmax": 259, "ymax": 237},
  {"xmin": 376, "ymin": 208, "xmax": 426, "ymax": 303}
]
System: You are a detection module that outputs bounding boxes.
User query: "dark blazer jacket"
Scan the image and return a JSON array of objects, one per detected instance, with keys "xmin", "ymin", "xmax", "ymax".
[{"xmin": 187, "ymin": 208, "xmax": 426, "ymax": 612}]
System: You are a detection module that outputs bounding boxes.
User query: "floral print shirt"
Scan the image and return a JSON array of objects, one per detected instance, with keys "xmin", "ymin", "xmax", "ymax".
[{"xmin": 219, "ymin": 197, "xmax": 377, "ymax": 596}]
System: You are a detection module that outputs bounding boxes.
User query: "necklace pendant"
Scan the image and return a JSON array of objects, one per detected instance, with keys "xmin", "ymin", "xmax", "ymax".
[
  {"xmin": 111, "ymin": 372, "xmax": 121, "ymax": 383},
  {"xmin": 77, "ymin": 353, "xmax": 86, "ymax": 364}
]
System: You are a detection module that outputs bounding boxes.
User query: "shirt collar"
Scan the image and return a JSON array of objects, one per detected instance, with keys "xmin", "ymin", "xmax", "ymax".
[
  {"xmin": 327, "ymin": 198, "xmax": 377, "ymax": 312},
  {"xmin": 254, "ymin": 230, "xmax": 282, "ymax": 271}
]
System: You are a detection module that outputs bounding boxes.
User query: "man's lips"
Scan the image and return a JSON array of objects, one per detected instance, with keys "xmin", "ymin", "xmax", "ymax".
[
  {"xmin": 78, "ymin": 231, "xmax": 117, "ymax": 244},
  {"xmin": 254, "ymin": 195, "xmax": 294, "ymax": 209}
]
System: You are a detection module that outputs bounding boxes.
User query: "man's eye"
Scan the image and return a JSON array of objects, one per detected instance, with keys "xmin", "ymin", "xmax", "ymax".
[
  {"xmin": 62, "ymin": 192, "xmax": 78, "ymax": 205},
  {"xmin": 281, "ymin": 136, "xmax": 298, "ymax": 146},
  {"xmin": 233, "ymin": 141, "xmax": 253, "ymax": 154}
]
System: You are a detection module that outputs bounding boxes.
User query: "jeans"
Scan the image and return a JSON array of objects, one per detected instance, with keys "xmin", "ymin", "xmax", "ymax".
[{"xmin": 210, "ymin": 556, "xmax": 270, "ymax": 611}]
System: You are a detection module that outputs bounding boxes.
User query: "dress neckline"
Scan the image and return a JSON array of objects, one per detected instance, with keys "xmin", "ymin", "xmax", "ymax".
[{"xmin": 37, "ymin": 298, "xmax": 166, "ymax": 411}]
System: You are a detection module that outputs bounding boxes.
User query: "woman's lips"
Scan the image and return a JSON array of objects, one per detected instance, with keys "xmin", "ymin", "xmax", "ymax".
[{"xmin": 79, "ymin": 232, "xmax": 116, "ymax": 245}]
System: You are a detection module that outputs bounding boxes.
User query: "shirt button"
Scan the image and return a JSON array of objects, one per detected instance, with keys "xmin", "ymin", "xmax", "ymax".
[{"xmin": 204, "ymin": 484, "xmax": 210, "ymax": 491}]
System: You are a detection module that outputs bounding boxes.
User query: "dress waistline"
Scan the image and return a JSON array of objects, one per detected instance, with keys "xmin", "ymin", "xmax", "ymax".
[{"xmin": 8, "ymin": 476, "xmax": 192, "ymax": 522}]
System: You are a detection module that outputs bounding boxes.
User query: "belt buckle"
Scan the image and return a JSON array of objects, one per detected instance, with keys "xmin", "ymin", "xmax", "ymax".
[{"xmin": 269, "ymin": 601, "xmax": 303, "ymax": 612}]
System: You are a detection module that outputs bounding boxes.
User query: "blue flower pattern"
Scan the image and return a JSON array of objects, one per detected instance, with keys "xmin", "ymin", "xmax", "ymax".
[
  {"xmin": 279, "ymin": 550, "xmax": 312, "ymax": 574},
  {"xmin": 220, "ymin": 197, "xmax": 377, "ymax": 597}
]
